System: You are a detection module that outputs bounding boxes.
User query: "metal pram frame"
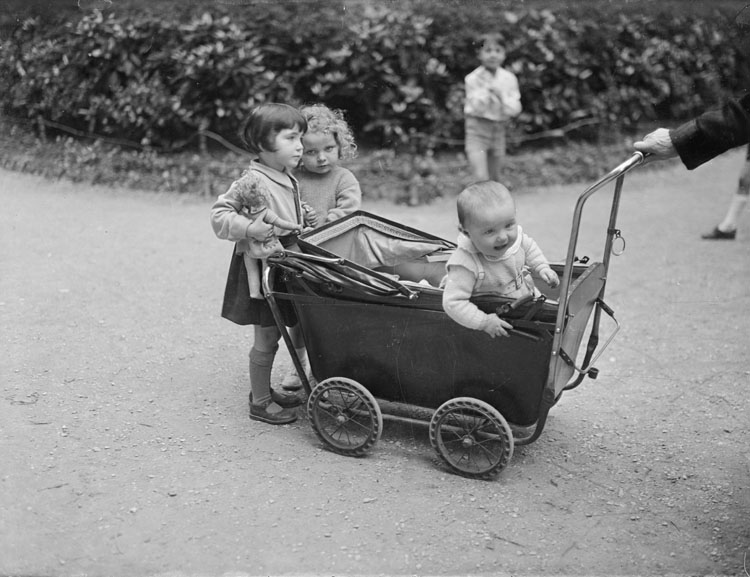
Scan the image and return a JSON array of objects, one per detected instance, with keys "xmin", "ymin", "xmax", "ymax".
[{"xmin": 263, "ymin": 153, "xmax": 645, "ymax": 479}]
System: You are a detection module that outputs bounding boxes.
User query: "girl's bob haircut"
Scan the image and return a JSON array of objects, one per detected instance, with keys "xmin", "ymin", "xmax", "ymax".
[{"xmin": 240, "ymin": 103, "xmax": 307, "ymax": 155}]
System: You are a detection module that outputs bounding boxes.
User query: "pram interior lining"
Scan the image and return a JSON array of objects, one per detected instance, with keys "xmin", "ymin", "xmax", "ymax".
[{"xmin": 300, "ymin": 212, "xmax": 453, "ymax": 288}]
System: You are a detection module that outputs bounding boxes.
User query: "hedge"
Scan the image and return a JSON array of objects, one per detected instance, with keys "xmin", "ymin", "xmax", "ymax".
[{"xmin": 1, "ymin": 2, "xmax": 747, "ymax": 151}]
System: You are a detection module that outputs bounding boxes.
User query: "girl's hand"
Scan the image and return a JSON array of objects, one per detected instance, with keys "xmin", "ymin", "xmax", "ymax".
[
  {"xmin": 303, "ymin": 204, "xmax": 319, "ymax": 227},
  {"xmin": 246, "ymin": 217, "xmax": 275, "ymax": 242},
  {"xmin": 483, "ymin": 315, "xmax": 513, "ymax": 338},
  {"xmin": 540, "ymin": 268, "xmax": 560, "ymax": 288}
]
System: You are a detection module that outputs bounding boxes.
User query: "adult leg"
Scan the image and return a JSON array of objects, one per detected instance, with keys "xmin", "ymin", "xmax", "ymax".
[
  {"xmin": 703, "ymin": 157, "xmax": 750, "ymax": 239},
  {"xmin": 712, "ymin": 156, "xmax": 750, "ymax": 237}
]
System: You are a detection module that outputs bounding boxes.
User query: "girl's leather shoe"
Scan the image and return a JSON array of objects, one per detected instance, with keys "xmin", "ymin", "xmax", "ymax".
[
  {"xmin": 701, "ymin": 226, "xmax": 736, "ymax": 240},
  {"xmin": 249, "ymin": 400, "xmax": 297, "ymax": 424}
]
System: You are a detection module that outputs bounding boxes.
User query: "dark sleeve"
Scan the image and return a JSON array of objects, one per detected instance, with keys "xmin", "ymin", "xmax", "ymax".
[{"xmin": 669, "ymin": 92, "xmax": 750, "ymax": 170}]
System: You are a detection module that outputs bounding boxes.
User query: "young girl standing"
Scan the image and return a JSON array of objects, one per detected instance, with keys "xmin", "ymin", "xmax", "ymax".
[
  {"xmin": 295, "ymin": 103, "xmax": 362, "ymax": 228},
  {"xmin": 210, "ymin": 103, "xmax": 312, "ymax": 425}
]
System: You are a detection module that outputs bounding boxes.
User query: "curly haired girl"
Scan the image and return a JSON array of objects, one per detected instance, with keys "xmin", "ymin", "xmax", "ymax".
[{"xmin": 295, "ymin": 104, "xmax": 362, "ymax": 228}]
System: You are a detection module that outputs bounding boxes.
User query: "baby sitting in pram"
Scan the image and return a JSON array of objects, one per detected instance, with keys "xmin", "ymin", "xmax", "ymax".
[{"xmin": 442, "ymin": 181, "xmax": 559, "ymax": 338}]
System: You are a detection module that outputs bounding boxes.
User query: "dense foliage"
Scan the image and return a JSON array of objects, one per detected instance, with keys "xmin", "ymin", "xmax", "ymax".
[{"xmin": 0, "ymin": 2, "xmax": 747, "ymax": 152}]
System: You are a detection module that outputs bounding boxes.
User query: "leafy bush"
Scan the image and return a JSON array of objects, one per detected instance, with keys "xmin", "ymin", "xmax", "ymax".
[{"xmin": 0, "ymin": 2, "xmax": 746, "ymax": 151}]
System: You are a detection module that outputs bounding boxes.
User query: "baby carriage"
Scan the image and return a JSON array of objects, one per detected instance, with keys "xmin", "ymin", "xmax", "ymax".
[{"xmin": 264, "ymin": 153, "xmax": 645, "ymax": 479}]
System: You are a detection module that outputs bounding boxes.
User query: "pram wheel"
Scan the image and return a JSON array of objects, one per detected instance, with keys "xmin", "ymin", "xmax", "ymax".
[
  {"xmin": 429, "ymin": 397, "xmax": 514, "ymax": 480},
  {"xmin": 307, "ymin": 377, "xmax": 383, "ymax": 457}
]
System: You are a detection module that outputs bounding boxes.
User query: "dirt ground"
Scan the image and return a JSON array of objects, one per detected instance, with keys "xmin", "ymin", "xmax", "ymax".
[{"xmin": 1, "ymin": 150, "xmax": 749, "ymax": 577}]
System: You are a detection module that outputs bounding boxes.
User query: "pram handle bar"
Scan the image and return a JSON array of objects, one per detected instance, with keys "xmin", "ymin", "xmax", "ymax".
[
  {"xmin": 549, "ymin": 152, "xmax": 643, "ymax": 392},
  {"xmin": 558, "ymin": 151, "xmax": 644, "ymax": 302}
]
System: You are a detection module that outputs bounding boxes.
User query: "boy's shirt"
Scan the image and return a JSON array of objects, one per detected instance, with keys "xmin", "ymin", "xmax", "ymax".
[{"xmin": 464, "ymin": 65, "xmax": 522, "ymax": 122}]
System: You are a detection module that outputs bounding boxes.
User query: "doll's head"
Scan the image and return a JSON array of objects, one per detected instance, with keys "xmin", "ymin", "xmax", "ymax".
[{"xmin": 232, "ymin": 173, "xmax": 270, "ymax": 216}]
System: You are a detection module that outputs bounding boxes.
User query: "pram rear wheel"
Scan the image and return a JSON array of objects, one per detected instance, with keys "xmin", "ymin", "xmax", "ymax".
[
  {"xmin": 429, "ymin": 397, "xmax": 514, "ymax": 480},
  {"xmin": 307, "ymin": 377, "xmax": 383, "ymax": 457}
]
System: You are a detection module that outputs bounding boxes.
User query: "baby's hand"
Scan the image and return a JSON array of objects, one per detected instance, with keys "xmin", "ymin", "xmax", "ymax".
[
  {"xmin": 483, "ymin": 315, "xmax": 513, "ymax": 339},
  {"xmin": 303, "ymin": 203, "xmax": 319, "ymax": 228},
  {"xmin": 541, "ymin": 268, "xmax": 560, "ymax": 288}
]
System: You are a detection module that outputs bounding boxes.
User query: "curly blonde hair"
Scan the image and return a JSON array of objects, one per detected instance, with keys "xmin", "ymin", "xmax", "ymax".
[{"xmin": 299, "ymin": 104, "xmax": 358, "ymax": 160}]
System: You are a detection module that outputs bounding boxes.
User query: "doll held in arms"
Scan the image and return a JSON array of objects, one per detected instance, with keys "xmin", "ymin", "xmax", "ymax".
[{"xmin": 231, "ymin": 173, "xmax": 302, "ymax": 298}]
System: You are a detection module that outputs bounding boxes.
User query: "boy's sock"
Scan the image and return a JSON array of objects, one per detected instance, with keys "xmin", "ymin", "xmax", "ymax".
[
  {"xmin": 249, "ymin": 347, "xmax": 277, "ymax": 407},
  {"xmin": 718, "ymin": 194, "xmax": 748, "ymax": 232},
  {"xmin": 281, "ymin": 347, "xmax": 311, "ymax": 391}
]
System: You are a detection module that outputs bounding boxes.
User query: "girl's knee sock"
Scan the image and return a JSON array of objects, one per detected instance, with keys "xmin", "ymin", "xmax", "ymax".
[{"xmin": 249, "ymin": 346, "xmax": 277, "ymax": 406}]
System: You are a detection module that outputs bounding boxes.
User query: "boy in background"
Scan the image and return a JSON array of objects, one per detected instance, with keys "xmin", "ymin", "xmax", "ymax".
[{"xmin": 464, "ymin": 32, "xmax": 522, "ymax": 183}]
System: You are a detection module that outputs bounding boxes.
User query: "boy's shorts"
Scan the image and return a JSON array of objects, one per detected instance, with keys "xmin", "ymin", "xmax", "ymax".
[{"xmin": 465, "ymin": 116, "xmax": 508, "ymax": 156}]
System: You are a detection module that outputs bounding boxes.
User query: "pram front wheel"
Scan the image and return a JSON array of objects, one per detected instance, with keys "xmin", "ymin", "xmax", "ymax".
[
  {"xmin": 429, "ymin": 397, "xmax": 514, "ymax": 480},
  {"xmin": 307, "ymin": 377, "xmax": 383, "ymax": 457}
]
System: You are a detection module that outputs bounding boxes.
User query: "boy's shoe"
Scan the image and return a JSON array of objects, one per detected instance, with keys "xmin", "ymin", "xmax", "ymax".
[
  {"xmin": 249, "ymin": 400, "xmax": 297, "ymax": 425},
  {"xmin": 249, "ymin": 389, "xmax": 302, "ymax": 409},
  {"xmin": 272, "ymin": 388, "xmax": 303, "ymax": 408},
  {"xmin": 280, "ymin": 371, "xmax": 317, "ymax": 391},
  {"xmin": 280, "ymin": 372, "xmax": 303, "ymax": 391},
  {"xmin": 701, "ymin": 226, "xmax": 736, "ymax": 240}
]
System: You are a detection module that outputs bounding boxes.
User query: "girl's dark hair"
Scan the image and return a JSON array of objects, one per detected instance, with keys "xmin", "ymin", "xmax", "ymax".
[{"xmin": 240, "ymin": 103, "xmax": 307, "ymax": 154}]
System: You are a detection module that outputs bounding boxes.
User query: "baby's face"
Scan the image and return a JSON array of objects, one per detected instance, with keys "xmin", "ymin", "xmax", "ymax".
[
  {"xmin": 300, "ymin": 131, "xmax": 340, "ymax": 174},
  {"xmin": 462, "ymin": 200, "xmax": 518, "ymax": 259},
  {"xmin": 479, "ymin": 42, "xmax": 506, "ymax": 72}
]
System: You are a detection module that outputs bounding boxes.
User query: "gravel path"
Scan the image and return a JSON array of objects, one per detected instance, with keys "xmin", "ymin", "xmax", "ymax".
[{"xmin": 1, "ymin": 151, "xmax": 749, "ymax": 576}]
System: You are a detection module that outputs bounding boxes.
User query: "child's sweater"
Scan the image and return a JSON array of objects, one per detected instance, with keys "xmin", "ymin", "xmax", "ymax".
[
  {"xmin": 442, "ymin": 228, "xmax": 551, "ymax": 331},
  {"xmin": 295, "ymin": 165, "xmax": 361, "ymax": 227}
]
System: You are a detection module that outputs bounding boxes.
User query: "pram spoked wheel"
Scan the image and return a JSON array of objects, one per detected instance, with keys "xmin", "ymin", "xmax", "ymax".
[
  {"xmin": 307, "ymin": 377, "xmax": 383, "ymax": 457},
  {"xmin": 429, "ymin": 397, "xmax": 514, "ymax": 480}
]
